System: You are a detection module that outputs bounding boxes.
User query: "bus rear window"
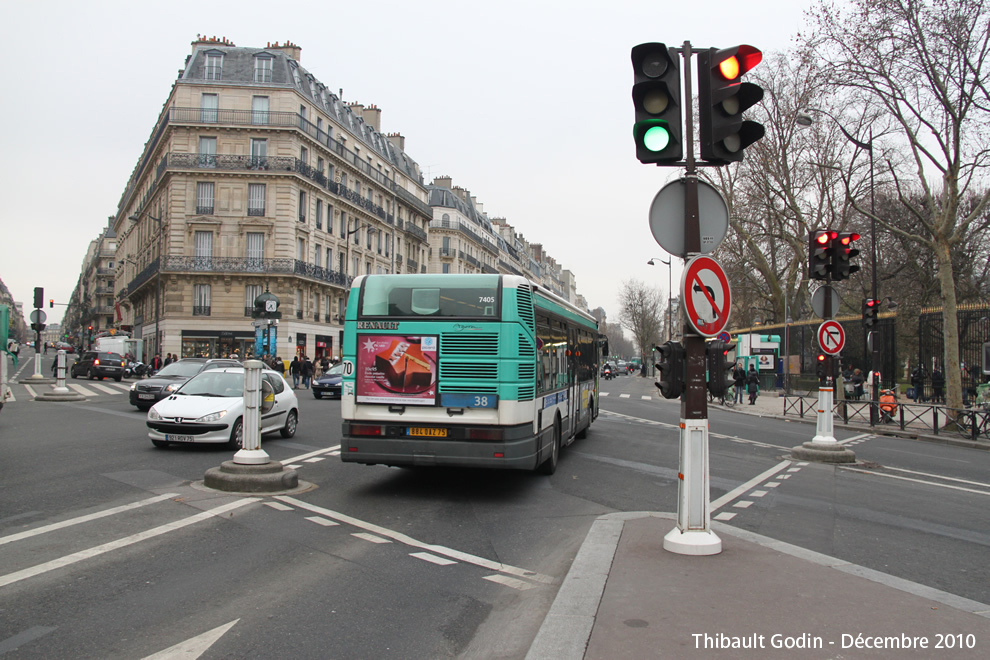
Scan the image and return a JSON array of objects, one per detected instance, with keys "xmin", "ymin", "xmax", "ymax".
[{"xmin": 359, "ymin": 275, "xmax": 500, "ymax": 319}]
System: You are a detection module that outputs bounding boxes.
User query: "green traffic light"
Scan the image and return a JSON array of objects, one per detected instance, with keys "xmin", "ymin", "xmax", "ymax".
[{"xmin": 643, "ymin": 125, "xmax": 671, "ymax": 152}]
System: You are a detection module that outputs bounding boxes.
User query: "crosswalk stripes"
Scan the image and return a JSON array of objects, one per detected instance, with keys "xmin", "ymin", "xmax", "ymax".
[{"xmin": 5, "ymin": 380, "xmax": 133, "ymax": 401}]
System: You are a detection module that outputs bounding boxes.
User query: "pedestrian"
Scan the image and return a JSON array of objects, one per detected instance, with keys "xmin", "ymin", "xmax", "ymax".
[
  {"xmin": 931, "ymin": 366, "xmax": 945, "ymax": 404},
  {"xmin": 301, "ymin": 356, "xmax": 314, "ymax": 389},
  {"xmin": 852, "ymin": 368, "xmax": 865, "ymax": 400},
  {"xmin": 150, "ymin": 353, "xmax": 163, "ymax": 375},
  {"xmin": 321, "ymin": 354, "xmax": 330, "ymax": 375},
  {"xmin": 290, "ymin": 356, "xmax": 301, "ymax": 388},
  {"xmin": 163, "ymin": 353, "xmax": 173, "ymax": 366},
  {"xmin": 746, "ymin": 364, "xmax": 760, "ymax": 405},
  {"xmin": 732, "ymin": 362, "xmax": 746, "ymax": 404},
  {"xmin": 910, "ymin": 365, "xmax": 926, "ymax": 402}
]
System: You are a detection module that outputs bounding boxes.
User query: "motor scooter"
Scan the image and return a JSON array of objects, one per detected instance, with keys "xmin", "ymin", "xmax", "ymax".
[
  {"xmin": 603, "ymin": 366, "xmax": 613, "ymax": 381},
  {"xmin": 125, "ymin": 360, "xmax": 147, "ymax": 378}
]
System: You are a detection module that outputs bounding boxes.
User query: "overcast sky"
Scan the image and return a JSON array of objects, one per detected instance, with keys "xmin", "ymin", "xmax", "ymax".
[{"xmin": 1, "ymin": 0, "xmax": 812, "ymax": 327}]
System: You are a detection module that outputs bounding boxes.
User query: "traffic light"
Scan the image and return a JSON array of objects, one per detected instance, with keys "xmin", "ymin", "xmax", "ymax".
[
  {"xmin": 862, "ymin": 298, "xmax": 878, "ymax": 328},
  {"xmin": 697, "ymin": 45, "xmax": 765, "ymax": 164},
  {"xmin": 830, "ymin": 232, "xmax": 861, "ymax": 281},
  {"xmin": 631, "ymin": 43, "xmax": 683, "ymax": 165},
  {"xmin": 815, "ymin": 353, "xmax": 826, "ymax": 380},
  {"xmin": 808, "ymin": 230, "xmax": 834, "ymax": 280},
  {"xmin": 49, "ymin": 299, "xmax": 54, "ymax": 308},
  {"xmin": 654, "ymin": 341, "xmax": 685, "ymax": 399},
  {"xmin": 706, "ymin": 340, "xmax": 736, "ymax": 399},
  {"xmin": 34, "ymin": 287, "xmax": 44, "ymax": 309}
]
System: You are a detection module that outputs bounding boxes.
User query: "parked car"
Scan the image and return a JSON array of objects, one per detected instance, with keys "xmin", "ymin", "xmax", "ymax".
[
  {"xmin": 129, "ymin": 358, "xmax": 241, "ymax": 411},
  {"xmin": 70, "ymin": 351, "xmax": 126, "ymax": 381},
  {"xmin": 146, "ymin": 366, "xmax": 298, "ymax": 449},
  {"xmin": 54, "ymin": 342, "xmax": 75, "ymax": 354},
  {"xmin": 312, "ymin": 363, "xmax": 345, "ymax": 399}
]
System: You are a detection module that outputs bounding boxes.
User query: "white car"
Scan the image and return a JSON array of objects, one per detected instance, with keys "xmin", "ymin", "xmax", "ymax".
[{"xmin": 146, "ymin": 367, "xmax": 298, "ymax": 449}]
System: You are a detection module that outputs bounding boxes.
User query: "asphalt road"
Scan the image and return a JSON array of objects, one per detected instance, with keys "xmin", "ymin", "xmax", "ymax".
[{"xmin": 1, "ymin": 357, "xmax": 988, "ymax": 658}]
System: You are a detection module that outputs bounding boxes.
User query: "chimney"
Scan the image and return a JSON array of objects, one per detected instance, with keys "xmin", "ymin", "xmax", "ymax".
[
  {"xmin": 362, "ymin": 104, "xmax": 382, "ymax": 132},
  {"xmin": 266, "ymin": 40, "xmax": 302, "ymax": 61},
  {"xmin": 433, "ymin": 176, "xmax": 453, "ymax": 189},
  {"xmin": 386, "ymin": 133, "xmax": 406, "ymax": 151},
  {"xmin": 191, "ymin": 34, "xmax": 236, "ymax": 55}
]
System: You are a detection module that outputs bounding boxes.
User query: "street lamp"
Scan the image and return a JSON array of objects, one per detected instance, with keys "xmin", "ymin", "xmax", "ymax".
[
  {"xmin": 129, "ymin": 211, "xmax": 163, "ymax": 360},
  {"xmin": 797, "ymin": 107, "xmax": 879, "ymax": 410},
  {"xmin": 647, "ymin": 257, "xmax": 674, "ymax": 342}
]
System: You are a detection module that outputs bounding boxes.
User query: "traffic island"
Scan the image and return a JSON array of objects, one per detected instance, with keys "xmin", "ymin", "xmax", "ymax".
[
  {"xmin": 35, "ymin": 387, "xmax": 86, "ymax": 402},
  {"xmin": 204, "ymin": 460, "xmax": 299, "ymax": 493},
  {"xmin": 790, "ymin": 441, "xmax": 857, "ymax": 463}
]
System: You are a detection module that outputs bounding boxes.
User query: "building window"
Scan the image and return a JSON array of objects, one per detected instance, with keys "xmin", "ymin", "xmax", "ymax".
[
  {"xmin": 252, "ymin": 96, "xmax": 269, "ymax": 125},
  {"xmin": 254, "ymin": 56, "xmax": 273, "ymax": 83},
  {"xmin": 327, "ymin": 206, "xmax": 334, "ymax": 233},
  {"xmin": 298, "ymin": 191, "xmax": 306, "ymax": 223},
  {"xmin": 196, "ymin": 182, "xmax": 214, "ymax": 215},
  {"xmin": 245, "ymin": 284, "xmax": 263, "ymax": 316},
  {"xmin": 204, "ymin": 53, "xmax": 223, "ymax": 80},
  {"xmin": 315, "ymin": 200, "xmax": 323, "ymax": 230},
  {"xmin": 194, "ymin": 231, "xmax": 213, "ymax": 270},
  {"xmin": 246, "ymin": 232, "xmax": 265, "ymax": 268},
  {"xmin": 314, "ymin": 246, "xmax": 322, "ymax": 267},
  {"xmin": 300, "ymin": 146, "xmax": 308, "ymax": 165},
  {"xmin": 198, "ymin": 137, "xmax": 217, "ymax": 168},
  {"xmin": 193, "ymin": 284, "xmax": 212, "ymax": 316},
  {"xmin": 200, "ymin": 93, "xmax": 218, "ymax": 123},
  {"xmin": 250, "ymin": 138, "xmax": 268, "ymax": 169},
  {"xmin": 326, "ymin": 247, "xmax": 332, "ymax": 271},
  {"xmin": 296, "ymin": 289, "xmax": 303, "ymax": 319},
  {"xmin": 297, "ymin": 238, "xmax": 305, "ymax": 261},
  {"xmin": 248, "ymin": 184, "xmax": 266, "ymax": 216}
]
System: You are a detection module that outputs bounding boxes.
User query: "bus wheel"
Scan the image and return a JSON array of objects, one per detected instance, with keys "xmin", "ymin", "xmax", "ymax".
[{"xmin": 538, "ymin": 417, "xmax": 561, "ymax": 475}]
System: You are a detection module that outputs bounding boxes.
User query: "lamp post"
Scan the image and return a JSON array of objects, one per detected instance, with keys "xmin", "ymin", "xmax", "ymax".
[
  {"xmin": 647, "ymin": 257, "xmax": 674, "ymax": 342},
  {"xmin": 784, "ymin": 300, "xmax": 793, "ymax": 395},
  {"xmin": 129, "ymin": 211, "xmax": 163, "ymax": 360},
  {"xmin": 797, "ymin": 108, "xmax": 878, "ymax": 416}
]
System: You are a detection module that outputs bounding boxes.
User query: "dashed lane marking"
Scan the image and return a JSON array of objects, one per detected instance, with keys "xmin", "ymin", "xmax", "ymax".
[
  {"xmin": 411, "ymin": 552, "xmax": 457, "ymax": 566},
  {"xmin": 711, "ymin": 460, "xmax": 792, "ymax": 512},
  {"xmin": 305, "ymin": 516, "xmax": 339, "ymax": 527},
  {"xmin": 353, "ymin": 533, "xmax": 390, "ymax": 544},
  {"xmin": 483, "ymin": 574, "xmax": 536, "ymax": 591}
]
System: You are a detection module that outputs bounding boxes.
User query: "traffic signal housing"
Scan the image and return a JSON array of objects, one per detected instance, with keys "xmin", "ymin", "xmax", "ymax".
[
  {"xmin": 631, "ymin": 43, "xmax": 683, "ymax": 165},
  {"xmin": 808, "ymin": 230, "xmax": 834, "ymax": 280},
  {"xmin": 698, "ymin": 45, "xmax": 765, "ymax": 164},
  {"xmin": 49, "ymin": 299, "xmax": 54, "ymax": 308},
  {"xmin": 815, "ymin": 354, "xmax": 827, "ymax": 380},
  {"xmin": 706, "ymin": 340, "xmax": 736, "ymax": 399},
  {"xmin": 830, "ymin": 232, "xmax": 861, "ymax": 281},
  {"xmin": 34, "ymin": 287, "xmax": 44, "ymax": 309},
  {"xmin": 654, "ymin": 341, "xmax": 685, "ymax": 399},
  {"xmin": 862, "ymin": 298, "xmax": 878, "ymax": 328}
]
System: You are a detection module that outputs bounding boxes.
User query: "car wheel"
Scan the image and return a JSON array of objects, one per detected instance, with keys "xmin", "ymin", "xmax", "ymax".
[
  {"xmin": 71, "ymin": 369, "xmax": 78, "ymax": 379},
  {"xmin": 228, "ymin": 418, "xmax": 244, "ymax": 449},
  {"xmin": 280, "ymin": 409, "xmax": 298, "ymax": 438},
  {"xmin": 114, "ymin": 376, "xmax": 122, "ymax": 382},
  {"xmin": 87, "ymin": 368, "xmax": 95, "ymax": 380},
  {"xmin": 538, "ymin": 417, "xmax": 561, "ymax": 475},
  {"xmin": 151, "ymin": 440, "xmax": 170, "ymax": 449}
]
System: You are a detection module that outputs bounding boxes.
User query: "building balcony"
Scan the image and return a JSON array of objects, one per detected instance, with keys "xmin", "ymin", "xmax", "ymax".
[{"xmin": 192, "ymin": 306, "xmax": 211, "ymax": 316}]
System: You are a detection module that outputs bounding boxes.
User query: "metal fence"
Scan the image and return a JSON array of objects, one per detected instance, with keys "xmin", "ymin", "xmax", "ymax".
[{"xmin": 916, "ymin": 304, "xmax": 989, "ymax": 402}]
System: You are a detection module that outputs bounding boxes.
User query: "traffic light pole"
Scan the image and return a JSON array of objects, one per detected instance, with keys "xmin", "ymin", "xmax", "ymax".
[{"xmin": 663, "ymin": 41, "xmax": 721, "ymax": 557}]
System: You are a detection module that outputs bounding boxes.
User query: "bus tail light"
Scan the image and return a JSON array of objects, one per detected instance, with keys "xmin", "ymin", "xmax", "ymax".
[{"xmin": 350, "ymin": 424, "xmax": 383, "ymax": 436}]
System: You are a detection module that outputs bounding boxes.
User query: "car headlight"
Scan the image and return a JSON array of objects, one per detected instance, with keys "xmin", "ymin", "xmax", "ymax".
[
  {"xmin": 196, "ymin": 410, "xmax": 228, "ymax": 423},
  {"xmin": 164, "ymin": 383, "xmax": 181, "ymax": 393},
  {"xmin": 148, "ymin": 408, "xmax": 162, "ymax": 420},
  {"xmin": 130, "ymin": 382, "xmax": 138, "ymax": 391}
]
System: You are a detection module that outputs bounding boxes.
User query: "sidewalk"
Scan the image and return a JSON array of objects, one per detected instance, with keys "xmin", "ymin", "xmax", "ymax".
[{"xmin": 528, "ymin": 513, "xmax": 990, "ymax": 659}]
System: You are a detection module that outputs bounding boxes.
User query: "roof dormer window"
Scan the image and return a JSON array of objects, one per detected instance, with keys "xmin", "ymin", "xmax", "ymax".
[
  {"xmin": 254, "ymin": 54, "xmax": 273, "ymax": 83},
  {"xmin": 204, "ymin": 51, "xmax": 223, "ymax": 80}
]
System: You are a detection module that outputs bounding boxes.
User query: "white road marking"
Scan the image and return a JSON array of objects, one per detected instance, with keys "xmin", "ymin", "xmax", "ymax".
[
  {"xmin": 411, "ymin": 552, "xmax": 457, "ymax": 566},
  {"xmin": 840, "ymin": 467, "xmax": 990, "ymax": 497},
  {"xmin": 23, "ymin": 385, "xmax": 36, "ymax": 398},
  {"xmin": 600, "ymin": 392, "xmax": 609, "ymax": 397},
  {"xmin": 68, "ymin": 384, "xmax": 98, "ymax": 397},
  {"xmin": 641, "ymin": 395, "xmax": 652, "ymax": 400},
  {"xmin": 0, "ymin": 498, "xmax": 257, "ymax": 589},
  {"xmin": 765, "ymin": 482, "xmax": 780, "ymax": 488},
  {"xmin": 353, "ymin": 533, "xmax": 391, "ymax": 544},
  {"xmin": 305, "ymin": 516, "xmax": 339, "ymax": 527},
  {"xmin": 108, "ymin": 382, "xmax": 132, "ymax": 391},
  {"xmin": 787, "ymin": 467, "xmax": 801, "ymax": 472},
  {"xmin": 483, "ymin": 574, "xmax": 535, "ymax": 590},
  {"xmin": 285, "ymin": 464, "xmax": 302, "ymax": 470},
  {"xmin": 714, "ymin": 512, "xmax": 737, "ymax": 521},
  {"xmin": 838, "ymin": 434, "xmax": 872, "ymax": 445},
  {"xmin": 89, "ymin": 383, "xmax": 121, "ymax": 394},
  {"xmin": 142, "ymin": 619, "xmax": 239, "ymax": 660},
  {"xmin": 276, "ymin": 496, "xmax": 554, "ymax": 584},
  {"xmin": 711, "ymin": 460, "xmax": 791, "ymax": 512},
  {"xmin": 264, "ymin": 502, "xmax": 293, "ymax": 511},
  {"xmin": 303, "ymin": 457, "xmax": 326, "ymax": 463},
  {"xmin": 733, "ymin": 501, "xmax": 753, "ymax": 508},
  {"xmin": 619, "ymin": 394, "xmax": 630, "ymax": 398},
  {"xmin": 282, "ymin": 446, "xmax": 340, "ymax": 464},
  {"xmin": 0, "ymin": 493, "xmax": 179, "ymax": 546},
  {"xmin": 881, "ymin": 465, "xmax": 990, "ymax": 490},
  {"xmin": 750, "ymin": 490, "xmax": 768, "ymax": 497}
]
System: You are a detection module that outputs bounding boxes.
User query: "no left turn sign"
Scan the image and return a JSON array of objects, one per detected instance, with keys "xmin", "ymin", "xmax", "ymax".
[{"xmin": 681, "ymin": 255, "xmax": 732, "ymax": 337}]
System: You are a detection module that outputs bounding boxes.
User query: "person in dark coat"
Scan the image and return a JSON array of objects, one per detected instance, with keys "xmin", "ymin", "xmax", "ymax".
[
  {"xmin": 910, "ymin": 365, "xmax": 926, "ymax": 402},
  {"xmin": 290, "ymin": 356, "xmax": 301, "ymax": 388},
  {"xmin": 931, "ymin": 367, "xmax": 945, "ymax": 404},
  {"xmin": 301, "ymin": 356, "xmax": 314, "ymax": 389},
  {"xmin": 732, "ymin": 362, "xmax": 746, "ymax": 404},
  {"xmin": 746, "ymin": 365, "xmax": 760, "ymax": 405}
]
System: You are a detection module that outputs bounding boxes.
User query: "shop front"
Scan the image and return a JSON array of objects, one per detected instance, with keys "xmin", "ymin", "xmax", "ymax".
[
  {"xmin": 314, "ymin": 334, "xmax": 333, "ymax": 361},
  {"xmin": 181, "ymin": 329, "xmax": 256, "ymax": 359}
]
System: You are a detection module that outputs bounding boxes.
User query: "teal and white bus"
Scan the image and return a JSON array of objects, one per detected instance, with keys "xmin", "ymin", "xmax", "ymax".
[{"xmin": 340, "ymin": 273, "xmax": 603, "ymax": 474}]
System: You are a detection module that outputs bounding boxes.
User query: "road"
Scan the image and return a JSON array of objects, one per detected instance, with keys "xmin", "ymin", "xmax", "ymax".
[{"xmin": 1, "ymin": 355, "xmax": 988, "ymax": 658}]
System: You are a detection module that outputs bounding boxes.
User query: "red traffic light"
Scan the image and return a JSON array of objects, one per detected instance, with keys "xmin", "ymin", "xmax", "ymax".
[
  {"xmin": 865, "ymin": 299, "xmax": 877, "ymax": 308},
  {"xmin": 815, "ymin": 232, "xmax": 830, "ymax": 245},
  {"xmin": 839, "ymin": 233, "xmax": 861, "ymax": 246},
  {"xmin": 817, "ymin": 354, "xmax": 826, "ymax": 362},
  {"xmin": 714, "ymin": 46, "xmax": 762, "ymax": 81}
]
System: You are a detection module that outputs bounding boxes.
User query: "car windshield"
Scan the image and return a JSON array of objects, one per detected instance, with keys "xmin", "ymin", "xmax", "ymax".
[
  {"xmin": 155, "ymin": 361, "xmax": 208, "ymax": 378},
  {"xmin": 177, "ymin": 371, "xmax": 244, "ymax": 397},
  {"xmin": 325, "ymin": 364, "xmax": 345, "ymax": 376}
]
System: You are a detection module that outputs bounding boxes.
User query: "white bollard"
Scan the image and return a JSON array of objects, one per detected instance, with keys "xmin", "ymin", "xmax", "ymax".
[
  {"xmin": 53, "ymin": 350, "xmax": 70, "ymax": 393},
  {"xmin": 664, "ymin": 418, "xmax": 722, "ymax": 555},
  {"xmin": 30, "ymin": 352, "xmax": 44, "ymax": 379},
  {"xmin": 812, "ymin": 386, "xmax": 837, "ymax": 444},
  {"xmin": 234, "ymin": 359, "xmax": 270, "ymax": 465}
]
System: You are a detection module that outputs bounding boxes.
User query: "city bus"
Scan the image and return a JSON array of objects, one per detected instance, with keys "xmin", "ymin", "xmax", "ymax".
[{"xmin": 340, "ymin": 273, "xmax": 603, "ymax": 474}]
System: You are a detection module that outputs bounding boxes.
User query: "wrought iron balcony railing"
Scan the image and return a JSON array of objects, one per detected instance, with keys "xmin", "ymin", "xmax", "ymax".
[{"xmin": 192, "ymin": 306, "xmax": 211, "ymax": 317}]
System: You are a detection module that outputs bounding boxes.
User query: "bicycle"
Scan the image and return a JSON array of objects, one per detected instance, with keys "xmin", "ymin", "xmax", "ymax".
[
  {"xmin": 707, "ymin": 391, "xmax": 736, "ymax": 408},
  {"xmin": 955, "ymin": 405, "xmax": 990, "ymax": 440}
]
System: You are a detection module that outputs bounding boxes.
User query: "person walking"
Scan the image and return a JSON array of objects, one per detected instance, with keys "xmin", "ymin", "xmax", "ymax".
[
  {"xmin": 732, "ymin": 362, "xmax": 746, "ymax": 404},
  {"xmin": 290, "ymin": 356, "xmax": 301, "ymax": 388},
  {"xmin": 931, "ymin": 366, "xmax": 945, "ymax": 404},
  {"xmin": 911, "ymin": 365, "xmax": 926, "ymax": 402},
  {"xmin": 301, "ymin": 355, "xmax": 314, "ymax": 389},
  {"xmin": 150, "ymin": 354, "xmax": 163, "ymax": 375},
  {"xmin": 746, "ymin": 364, "xmax": 760, "ymax": 405},
  {"xmin": 852, "ymin": 368, "xmax": 865, "ymax": 400}
]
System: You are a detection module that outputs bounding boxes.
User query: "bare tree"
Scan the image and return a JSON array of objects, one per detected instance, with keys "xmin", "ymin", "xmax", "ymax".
[
  {"xmin": 618, "ymin": 279, "xmax": 664, "ymax": 363},
  {"xmin": 802, "ymin": 0, "xmax": 990, "ymax": 409}
]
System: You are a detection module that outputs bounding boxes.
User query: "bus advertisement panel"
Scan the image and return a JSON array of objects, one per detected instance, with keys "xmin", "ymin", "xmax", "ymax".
[{"xmin": 356, "ymin": 335, "xmax": 438, "ymax": 405}]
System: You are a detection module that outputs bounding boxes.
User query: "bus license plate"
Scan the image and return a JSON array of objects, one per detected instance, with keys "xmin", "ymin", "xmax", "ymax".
[
  {"xmin": 408, "ymin": 427, "xmax": 447, "ymax": 437},
  {"xmin": 166, "ymin": 435, "xmax": 194, "ymax": 443}
]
